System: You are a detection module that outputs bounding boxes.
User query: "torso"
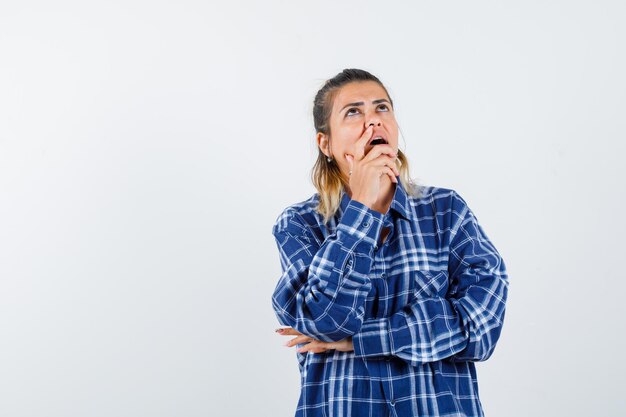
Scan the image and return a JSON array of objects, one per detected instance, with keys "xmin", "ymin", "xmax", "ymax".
[{"xmin": 379, "ymin": 227, "xmax": 391, "ymax": 246}]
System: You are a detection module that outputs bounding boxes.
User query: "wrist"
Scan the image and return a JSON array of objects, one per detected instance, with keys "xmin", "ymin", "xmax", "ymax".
[{"xmin": 351, "ymin": 195, "xmax": 373, "ymax": 209}]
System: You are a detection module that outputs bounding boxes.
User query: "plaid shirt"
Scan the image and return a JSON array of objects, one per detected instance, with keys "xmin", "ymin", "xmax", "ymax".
[{"xmin": 271, "ymin": 177, "xmax": 509, "ymax": 417}]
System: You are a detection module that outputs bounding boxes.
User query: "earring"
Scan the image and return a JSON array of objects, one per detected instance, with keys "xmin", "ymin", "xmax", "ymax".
[{"xmin": 327, "ymin": 156, "xmax": 333, "ymax": 162}]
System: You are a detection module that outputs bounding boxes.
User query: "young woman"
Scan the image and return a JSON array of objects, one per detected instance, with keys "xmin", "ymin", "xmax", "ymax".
[{"xmin": 271, "ymin": 68, "xmax": 509, "ymax": 417}]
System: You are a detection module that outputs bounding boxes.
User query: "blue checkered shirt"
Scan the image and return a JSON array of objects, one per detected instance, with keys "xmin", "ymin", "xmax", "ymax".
[{"xmin": 271, "ymin": 178, "xmax": 509, "ymax": 417}]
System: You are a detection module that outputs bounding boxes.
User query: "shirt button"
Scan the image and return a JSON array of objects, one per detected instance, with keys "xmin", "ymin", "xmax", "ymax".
[
  {"xmin": 362, "ymin": 221, "xmax": 370, "ymax": 228},
  {"xmin": 390, "ymin": 400, "xmax": 396, "ymax": 406},
  {"xmin": 381, "ymin": 272, "xmax": 386, "ymax": 278}
]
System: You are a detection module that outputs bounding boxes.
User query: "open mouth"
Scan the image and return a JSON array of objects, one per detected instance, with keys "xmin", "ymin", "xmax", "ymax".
[{"xmin": 370, "ymin": 137, "xmax": 387, "ymax": 145}]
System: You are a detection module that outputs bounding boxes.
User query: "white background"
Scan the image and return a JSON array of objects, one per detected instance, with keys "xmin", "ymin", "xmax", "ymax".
[{"xmin": 1, "ymin": 1, "xmax": 624, "ymax": 416}]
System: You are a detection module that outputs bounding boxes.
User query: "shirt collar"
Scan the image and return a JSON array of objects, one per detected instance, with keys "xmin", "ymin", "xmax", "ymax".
[{"xmin": 339, "ymin": 175, "xmax": 411, "ymax": 221}]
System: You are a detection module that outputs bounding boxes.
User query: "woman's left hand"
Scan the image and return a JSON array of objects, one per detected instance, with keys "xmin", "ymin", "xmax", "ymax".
[{"xmin": 276, "ymin": 327, "xmax": 354, "ymax": 353}]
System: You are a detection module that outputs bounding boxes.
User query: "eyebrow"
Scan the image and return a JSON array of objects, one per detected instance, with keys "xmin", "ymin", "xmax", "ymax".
[{"xmin": 339, "ymin": 98, "xmax": 391, "ymax": 113}]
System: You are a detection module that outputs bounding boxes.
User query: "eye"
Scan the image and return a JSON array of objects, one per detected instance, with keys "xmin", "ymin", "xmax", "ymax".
[
  {"xmin": 378, "ymin": 104, "xmax": 390, "ymax": 111},
  {"xmin": 346, "ymin": 107, "xmax": 360, "ymax": 117}
]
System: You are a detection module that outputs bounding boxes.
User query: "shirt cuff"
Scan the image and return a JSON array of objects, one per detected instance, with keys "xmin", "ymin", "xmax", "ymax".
[
  {"xmin": 352, "ymin": 317, "xmax": 392, "ymax": 358},
  {"xmin": 336, "ymin": 199, "xmax": 384, "ymax": 254}
]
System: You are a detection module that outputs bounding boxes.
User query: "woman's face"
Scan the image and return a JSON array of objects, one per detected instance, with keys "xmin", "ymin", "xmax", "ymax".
[{"xmin": 317, "ymin": 80, "xmax": 399, "ymax": 180}]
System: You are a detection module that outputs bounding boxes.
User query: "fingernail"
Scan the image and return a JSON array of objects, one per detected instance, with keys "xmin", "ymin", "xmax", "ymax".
[
  {"xmin": 283, "ymin": 341, "xmax": 290, "ymax": 346},
  {"xmin": 275, "ymin": 328, "xmax": 284, "ymax": 333}
]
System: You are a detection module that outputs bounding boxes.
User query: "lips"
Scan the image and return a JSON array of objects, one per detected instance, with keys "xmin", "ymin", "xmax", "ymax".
[{"xmin": 369, "ymin": 132, "xmax": 388, "ymax": 146}]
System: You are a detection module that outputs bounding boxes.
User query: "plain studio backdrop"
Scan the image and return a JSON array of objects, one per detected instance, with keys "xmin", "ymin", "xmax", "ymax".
[{"xmin": 1, "ymin": 1, "xmax": 624, "ymax": 416}]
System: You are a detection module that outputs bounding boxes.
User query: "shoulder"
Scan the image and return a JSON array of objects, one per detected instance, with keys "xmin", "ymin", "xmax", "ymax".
[
  {"xmin": 272, "ymin": 193, "xmax": 323, "ymax": 237},
  {"xmin": 408, "ymin": 183, "xmax": 469, "ymax": 215}
]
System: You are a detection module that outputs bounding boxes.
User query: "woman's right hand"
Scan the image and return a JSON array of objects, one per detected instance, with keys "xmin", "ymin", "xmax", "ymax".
[{"xmin": 345, "ymin": 125, "xmax": 400, "ymax": 209}]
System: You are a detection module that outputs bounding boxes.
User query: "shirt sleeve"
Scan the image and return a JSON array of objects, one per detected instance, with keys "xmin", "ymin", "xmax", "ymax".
[
  {"xmin": 271, "ymin": 199, "xmax": 384, "ymax": 342},
  {"xmin": 351, "ymin": 191, "xmax": 509, "ymax": 367}
]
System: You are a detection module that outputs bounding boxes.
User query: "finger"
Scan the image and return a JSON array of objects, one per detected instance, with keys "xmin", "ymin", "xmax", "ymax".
[
  {"xmin": 364, "ymin": 153, "xmax": 400, "ymax": 176},
  {"xmin": 345, "ymin": 154, "xmax": 353, "ymax": 173},
  {"xmin": 381, "ymin": 166, "xmax": 398, "ymax": 183},
  {"xmin": 297, "ymin": 342, "xmax": 331, "ymax": 354},
  {"xmin": 387, "ymin": 156, "xmax": 401, "ymax": 177},
  {"xmin": 284, "ymin": 335, "xmax": 313, "ymax": 347},
  {"xmin": 362, "ymin": 143, "xmax": 397, "ymax": 162},
  {"xmin": 365, "ymin": 150, "xmax": 400, "ymax": 177},
  {"xmin": 312, "ymin": 341, "xmax": 333, "ymax": 352},
  {"xmin": 353, "ymin": 125, "xmax": 375, "ymax": 161},
  {"xmin": 275, "ymin": 327, "xmax": 302, "ymax": 336}
]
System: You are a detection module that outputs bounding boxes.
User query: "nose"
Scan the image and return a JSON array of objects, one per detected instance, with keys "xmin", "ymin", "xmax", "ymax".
[{"xmin": 365, "ymin": 117, "xmax": 382, "ymax": 129}]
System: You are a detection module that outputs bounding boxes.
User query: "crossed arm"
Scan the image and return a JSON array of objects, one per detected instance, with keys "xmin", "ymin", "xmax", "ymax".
[{"xmin": 271, "ymin": 191, "xmax": 509, "ymax": 367}]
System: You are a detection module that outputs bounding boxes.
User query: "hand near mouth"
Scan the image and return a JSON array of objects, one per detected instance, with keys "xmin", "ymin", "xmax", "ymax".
[{"xmin": 345, "ymin": 125, "xmax": 400, "ymax": 209}]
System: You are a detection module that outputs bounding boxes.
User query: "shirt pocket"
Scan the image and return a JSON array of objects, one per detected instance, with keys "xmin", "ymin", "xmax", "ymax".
[{"xmin": 411, "ymin": 269, "xmax": 449, "ymax": 299}]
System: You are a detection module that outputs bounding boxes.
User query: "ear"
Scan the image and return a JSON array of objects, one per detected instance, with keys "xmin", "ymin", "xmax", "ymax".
[{"xmin": 316, "ymin": 132, "xmax": 330, "ymax": 158}]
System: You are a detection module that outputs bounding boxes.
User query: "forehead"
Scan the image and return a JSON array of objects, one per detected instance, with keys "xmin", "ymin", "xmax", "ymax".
[{"xmin": 333, "ymin": 81, "xmax": 388, "ymax": 110}]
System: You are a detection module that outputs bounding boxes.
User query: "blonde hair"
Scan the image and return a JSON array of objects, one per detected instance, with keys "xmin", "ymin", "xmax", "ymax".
[{"xmin": 310, "ymin": 69, "xmax": 421, "ymax": 224}]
